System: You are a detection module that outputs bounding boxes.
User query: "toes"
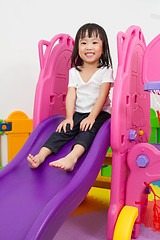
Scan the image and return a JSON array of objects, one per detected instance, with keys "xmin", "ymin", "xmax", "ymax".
[
  {"xmin": 27, "ymin": 156, "xmax": 33, "ymax": 164},
  {"xmin": 27, "ymin": 155, "xmax": 31, "ymax": 161},
  {"xmin": 49, "ymin": 162, "xmax": 54, "ymax": 167},
  {"xmin": 60, "ymin": 165, "xmax": 65, "ymax": 170},
  {"xmin": 58, "ymin": 164, "xmax": 65, "ymax": 170},
  {"xmin": 31, "ymin": 156, "xmax": 36, "ymax": 163},
  {"xmin": 49, "ymin": 162, "xmax": 58, "ymax": 168},
  {"xmin": 49, "ymin": 161, "xmax": 65, "ymax": 170},
  {"xmin": 28, "ymin": 154, "xmax": 35, "ymax": 162},
  {"xmin": 27, "ymin": 154, "xmax": 38, "ymax": 168}
]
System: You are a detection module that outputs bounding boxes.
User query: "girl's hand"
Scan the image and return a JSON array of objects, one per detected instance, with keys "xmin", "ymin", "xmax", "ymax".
[
  {"xmin": 80, "ymin": 116, "xmax": 95, "ymax": 131},
  {"xmin": 56, "ymin": 118, "xmax": 74, "ymax": 133}
]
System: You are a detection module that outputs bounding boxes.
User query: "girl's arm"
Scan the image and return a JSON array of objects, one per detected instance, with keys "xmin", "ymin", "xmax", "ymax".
[
  {"xmin": 56, "ymin": 87, "xmax": 76, "ymax": 132},
  {"xmin": 80, "ymin": 82, "xmax": 111, "ymax": 131}
]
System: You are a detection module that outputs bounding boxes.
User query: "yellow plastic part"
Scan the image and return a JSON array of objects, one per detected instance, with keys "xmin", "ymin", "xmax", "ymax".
[
  {"xmin": 94, "ymin": 152, "xmax": 112, "ymax": 189},
  {"xmin": 139, "ymin": 130, "xmax": 144, "ymax": 136},
  {"xmin": 4, "ymin": 111, "xmax": 33, "ymax": 162},
  {"xmin": 113, "ymin": 206, "xmax": 138, "ymax": 240}
]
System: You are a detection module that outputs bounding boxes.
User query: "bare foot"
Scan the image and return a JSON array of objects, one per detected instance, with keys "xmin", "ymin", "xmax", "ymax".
[
  {"xmin": 27, "ymin": 147, "xmax": 52, "ymax": 169},
  {"xmin": 49, "ymin": 144, "xmax": 85, "ymax": 171},
  {"xmin": 49, "ymin": 155, "xmax": 77, "ymax": 171},
  {"xmin": 27, "ymin": 154, "xmax": 45, "ymax": 168}
]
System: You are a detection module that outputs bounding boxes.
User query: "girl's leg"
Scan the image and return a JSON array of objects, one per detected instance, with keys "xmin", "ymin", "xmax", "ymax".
[
  {"xmin": 49, "ymin": 111, "xmax": 110, "ymax": 171},
  {"xmin": 42, "ymin": 113, "xmax": 82, "ymax": 154},
  {"xmin": 27, "ymin": 147, "xmax": 52, "ymax": 169},
  {"xmin": 73, "ymin": 111, "xmax": 111, "ymax": 152},
  {"xmin": 27, "ymin": 113, "xmax": 81, "ymax": 169},
  {"xmin": 49, "ymin": 144, "xmax": 85, "ymax": 171}
]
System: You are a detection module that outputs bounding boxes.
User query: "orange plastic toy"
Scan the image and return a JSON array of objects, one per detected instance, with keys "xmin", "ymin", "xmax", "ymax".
[{"xmin": 4, "ymin": 111, "xmax": 33, "ymax": 162}]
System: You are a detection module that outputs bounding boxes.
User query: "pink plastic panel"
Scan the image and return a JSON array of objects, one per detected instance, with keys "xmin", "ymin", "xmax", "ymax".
[
  {"xmin": 33, "ymin": 34, "xmax": 74, "ymax": 128},
  {"xmin": 107, "ymin": 26, "xmax": 150, "ymax": 240},
  {"xmin": 143, "ymin": 34, "xmax": 160, "ymax": 84},
  {"xmin": 111, "ymin": 26, "xmax": 150, "ymax": 153}
]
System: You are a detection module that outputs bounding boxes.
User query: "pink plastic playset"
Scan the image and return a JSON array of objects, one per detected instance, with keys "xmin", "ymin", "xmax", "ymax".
[
  {"xmin": 0, "ymin": 26, "xmax": 160, "ymax": 240},
  {"xmin": 33, "ymin": 34, "xmax": 74, "ymax": 128}
]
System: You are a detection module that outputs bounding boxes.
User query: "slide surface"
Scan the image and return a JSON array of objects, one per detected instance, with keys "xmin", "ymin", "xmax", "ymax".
[{"xmin": 0, "ymin": 115, "xmax": 110, "ymax": 240}]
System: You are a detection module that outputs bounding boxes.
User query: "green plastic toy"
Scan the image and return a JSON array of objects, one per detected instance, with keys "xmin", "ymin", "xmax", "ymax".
[{"xmin": 149, "ymin": 108, "xmax": 160, "ymax": 143}]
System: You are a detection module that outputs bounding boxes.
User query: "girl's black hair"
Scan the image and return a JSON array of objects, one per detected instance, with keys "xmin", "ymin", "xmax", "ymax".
[{"xmin": 71, "ymin": 23, "xmax": 113, "ymax": 71}]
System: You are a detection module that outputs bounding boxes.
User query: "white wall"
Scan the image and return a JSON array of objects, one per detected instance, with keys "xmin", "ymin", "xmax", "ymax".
[{"xmin": 0, "ymin": 0, "xmax": 160, "ymax": 165}]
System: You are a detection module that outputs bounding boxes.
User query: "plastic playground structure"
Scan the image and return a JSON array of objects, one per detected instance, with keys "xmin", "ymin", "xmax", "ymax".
[{"xmin": 0, "ymin": 26, "xmax": 160, "ymax": 240}]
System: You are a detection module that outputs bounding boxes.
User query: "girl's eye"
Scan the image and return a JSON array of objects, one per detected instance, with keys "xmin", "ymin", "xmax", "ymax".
[
  {"xmin": 93, "ymin": 41, "xmax": 98, "ymax": 44},
  {"xmin": 81, "ymin": 42, "xmax": 86, "ymax": 45}
]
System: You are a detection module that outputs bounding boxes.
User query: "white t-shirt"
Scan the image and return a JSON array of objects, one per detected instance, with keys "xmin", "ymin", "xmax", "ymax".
[{"xmin": 68, "ymin": 67, "xmax": 114, "ymax": 114}]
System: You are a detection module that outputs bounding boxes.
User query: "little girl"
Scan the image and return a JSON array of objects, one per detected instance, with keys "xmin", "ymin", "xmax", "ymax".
[{"xmin": 27, "ymin": 23, "xmax": 114, "ymax": 171}]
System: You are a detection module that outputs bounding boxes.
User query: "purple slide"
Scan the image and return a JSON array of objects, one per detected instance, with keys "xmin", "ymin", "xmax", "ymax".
[{"xmin": 0, "ymin": 115, "xmax": 110, "ymax": 240}]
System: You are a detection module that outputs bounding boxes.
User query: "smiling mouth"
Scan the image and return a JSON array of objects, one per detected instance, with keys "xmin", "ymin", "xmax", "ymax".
[{"xmin": 85, "ymin": 53, "xmax": 94, "ymax": 56}]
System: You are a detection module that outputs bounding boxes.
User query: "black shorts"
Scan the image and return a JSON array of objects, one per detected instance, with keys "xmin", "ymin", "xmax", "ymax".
[{"xmin": 43, "ymin": 111, "xmax": 111, "ymax": 154}]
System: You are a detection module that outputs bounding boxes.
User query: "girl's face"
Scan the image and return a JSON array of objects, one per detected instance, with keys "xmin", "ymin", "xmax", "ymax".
[{"xmin": 78, "ymin": 32, "xmax": 103, "ymax": 67}]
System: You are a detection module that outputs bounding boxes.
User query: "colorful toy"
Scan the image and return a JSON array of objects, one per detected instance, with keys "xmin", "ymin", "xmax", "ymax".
[
  {"xmin": 0, "ymin": 26, "xmax": 160, "ymax": 240},
  {"xmin": 0, "ymin": 119, "xmax": 3, "ymax": 135},
  {"xmin": 93, "ymin": 152, "xmax": 112, "ymax": 189},
  {"xmin": 101, "ymin": 164, "xmax": 112, "ymax": 178},
  {"xmin": 0, "ymin": 119, "xmax": 4, "ymax": 168},
  {"xmin": 0, "ymin": 34, "xmax": 110, "ymax": 240},
  {"xmin": 0, "ymin": 110, "xmax": 111, "ymax": 182},
  {"xmin": 108, "ymin": 28, "xmax": 160, "ymax": 240},
  {"xmin": 0, "ymin": 122, "xmax": 11, "ymax": 132},
  {"xmin": 149, "ymin": 108, "xmax": 160, "ymax": 143},
  {"xmin": 4, "ymin": 111, "xmax": 33, "ymax": 162}
]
